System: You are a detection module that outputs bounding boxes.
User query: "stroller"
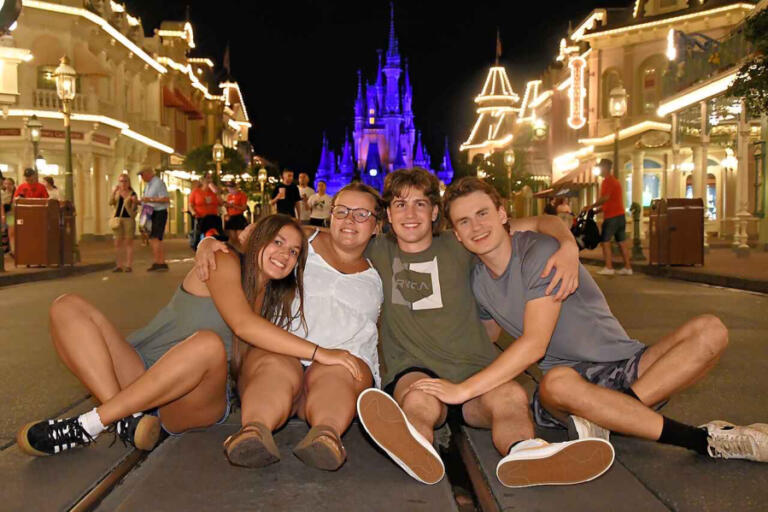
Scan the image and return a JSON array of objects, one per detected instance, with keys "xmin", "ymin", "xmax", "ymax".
[{"xmin": 571, "ymin": 209, "xmax": 601, "ymax": 251}]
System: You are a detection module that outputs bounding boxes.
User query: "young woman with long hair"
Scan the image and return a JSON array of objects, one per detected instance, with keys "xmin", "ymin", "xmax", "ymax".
[
  {"xmin": 109, "ymin": 174, "xmax": 139, "ymax": 272},
  {"xmin": 17, "ymin": 214, "xmax": 362, "ymax": 457},
  {"xmin": 197, "ymin": 183, "xmax": 384, "ymax": 471}
]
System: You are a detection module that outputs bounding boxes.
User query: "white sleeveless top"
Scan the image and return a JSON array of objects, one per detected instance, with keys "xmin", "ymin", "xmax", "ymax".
[{"xmin": 288, "ymin": 230, "xmax": 384, "ymax": 387}]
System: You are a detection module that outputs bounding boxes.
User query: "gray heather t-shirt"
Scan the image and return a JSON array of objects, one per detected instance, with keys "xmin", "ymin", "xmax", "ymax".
[{"xmin": 472, "ymin": 231, "xmax": 644, "ymax": 372}]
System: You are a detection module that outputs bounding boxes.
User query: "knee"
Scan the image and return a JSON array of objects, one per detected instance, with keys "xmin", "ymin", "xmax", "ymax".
[
  {"xmin": 50, "ymin": 293, "xmax": 85, "ymax": 321},
  {"xmin": 186, "ymin": 330, "xmax": 227, "ymax": 366},
  {"xmin": 400, "ymin": 388, "xmax": 442, "ymax": 417},
  {"xmin": 481, "ymin": 381, "xmax": 528, "ymax": 411},
  {"xmin": 692, "ymin": 314, "xmax": 729, "ymax": 357},
  {"xmin": 539, "ymin": 366, "xmax": 581, "ymax": 408}
]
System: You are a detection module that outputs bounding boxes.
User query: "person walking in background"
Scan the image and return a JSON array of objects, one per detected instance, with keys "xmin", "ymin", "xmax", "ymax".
[
  {"xmin": 308, "ymin": 180, "xmax": 331, "ymax": 227},
  {"xmin": 43, "ymin": 176, "xmax": 60, "ymax": 201},
  {"xmin": 269, "ymin": 169, "xmax": 301, "ymax": 218},
  {"xmin": 2, "ymin": 177, "xmax": 15, "ymax": 257},
  {"xmin": 224, "ymin": 181, "xmax": 249, "ymax": 248},
  {"xmin": 109, "ymin": 174, "xmax": 138, "ymax": 273},
  {"xmin": 297, "ymin": 172, "xmax": 314, "ymax": 225},
  {"xmin": 189, "ymin": 173, "xmax": 223, "ymax": 245},
  {"xmin": 138, "ymin": 168, "xmax": 169, "ymax": 272},
  {"xmin": 586, "ymin": 159, "xmax": 632, "ymax": 276},
  {"xmin": 555, "ymin": 197, "xmax": 574, "ymax": 227},
  {"xmin": 14, "ymin": 168, "xmax": 48, "ymax": 200}
]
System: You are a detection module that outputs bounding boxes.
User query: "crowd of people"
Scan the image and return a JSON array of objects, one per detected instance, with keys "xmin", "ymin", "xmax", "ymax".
[{"xmin": 14, "ymin": 167, "xmax": 767, "ymax": 492}]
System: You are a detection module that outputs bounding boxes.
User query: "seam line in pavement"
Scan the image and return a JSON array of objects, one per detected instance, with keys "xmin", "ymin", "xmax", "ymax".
[{"xmin": 615, "ymin": 454, "xmax": 675, "ymax": 512}]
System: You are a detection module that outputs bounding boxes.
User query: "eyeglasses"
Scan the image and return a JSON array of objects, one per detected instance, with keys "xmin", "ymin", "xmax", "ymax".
[{"xmin": 331, "ymin": 204, "xmax": 376, "ymax": 223}]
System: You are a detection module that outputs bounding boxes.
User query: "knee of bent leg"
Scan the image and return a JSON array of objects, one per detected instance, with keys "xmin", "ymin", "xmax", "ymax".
[
  {"xmin": 539, "ymin": 366, "xmax": 581, "ymax": 407},
  {"xmin": 694, "ymin": 314, "xmax": 729, "ymax": 356},
  {"xmin": 187, "ymin": 330, "xmax": 227, "ymax": 366},
  {"xmin": 50, "ymin": 293, "xmax": 85, "ymax": 321},
  {"xmin": 401, "ymin": 388, "xmax": 442, "ymax": 416}
]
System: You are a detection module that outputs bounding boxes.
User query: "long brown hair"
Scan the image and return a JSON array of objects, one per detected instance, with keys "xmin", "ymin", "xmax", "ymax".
[{"xmin": 234, "ymin": 214, "xmax": 308, "ymax": 373}]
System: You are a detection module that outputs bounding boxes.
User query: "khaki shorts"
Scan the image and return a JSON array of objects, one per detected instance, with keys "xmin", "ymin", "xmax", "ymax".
[{"xmin": 112, "ymin": 217, "xmax": 136, "ymax": 240}]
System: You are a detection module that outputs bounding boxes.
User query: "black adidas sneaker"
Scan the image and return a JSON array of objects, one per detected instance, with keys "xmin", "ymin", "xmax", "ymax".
[{"xmin": 17, "ymin": 417, "xmax": 95, "ymax": 456}]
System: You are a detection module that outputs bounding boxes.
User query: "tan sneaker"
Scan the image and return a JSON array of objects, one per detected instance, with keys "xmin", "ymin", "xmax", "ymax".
[
  {"xmin": 701, "ymin": 421, "xmax": 768, "ymax": 462},
  {"xmin": 293, "ymin": 424, "xmax": 347, "ymax": 471},
  {"xmin": 223, "ymin": 422, "xmax": 280, "ymax": 468},
  {"xmin": 496, "ymin": 438, "xmax": 614, "ymax": 488}
]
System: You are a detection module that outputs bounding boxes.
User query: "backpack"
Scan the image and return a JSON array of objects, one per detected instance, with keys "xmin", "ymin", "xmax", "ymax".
[{"xmin": 571, "ymin": 209, "xmax": 600, "ymax": 251}]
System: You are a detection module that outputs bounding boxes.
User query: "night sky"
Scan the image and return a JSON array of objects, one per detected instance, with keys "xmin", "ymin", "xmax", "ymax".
[{"xmin": 129, "ymin": 0, "xmax": 629, "ymax": 173}]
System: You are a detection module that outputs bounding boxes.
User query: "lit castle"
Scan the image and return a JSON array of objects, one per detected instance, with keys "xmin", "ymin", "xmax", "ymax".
[{"xmin": 315, "ymin": 4, "xmax": 454, "ymax": 193}]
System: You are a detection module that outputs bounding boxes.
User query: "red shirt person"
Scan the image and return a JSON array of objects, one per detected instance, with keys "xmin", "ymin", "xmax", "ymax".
[
  {"xmin": 586, "ymin": 159, "xmax": 632, "ymax": 275},
  {"xmin": 14, "ymin": 169, "xmax": 49, "ymax": 199}
]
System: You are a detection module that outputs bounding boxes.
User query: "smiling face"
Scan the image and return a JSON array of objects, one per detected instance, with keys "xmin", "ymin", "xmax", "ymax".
[
  {"xmin": 449, "ymin": 191, "xmax": 508, "ymax": 257},
  {"xmin": 258, "ymin": 224, "xmax": 303, "ymax": 281},
  {"xmin": 386, "ymin": 186, "xmax": 438, "ymax": 253},
  {"xmin": 330, "ymin": 190, "xmax": 379, "ymax": 251}
]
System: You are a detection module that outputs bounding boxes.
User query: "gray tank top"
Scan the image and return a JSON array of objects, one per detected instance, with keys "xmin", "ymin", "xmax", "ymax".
[{"xmin": 127, "ymin": 285, "xmax": 233, "ymax": 368}]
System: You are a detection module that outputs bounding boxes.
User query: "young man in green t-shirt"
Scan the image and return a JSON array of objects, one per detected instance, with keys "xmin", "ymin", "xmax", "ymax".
[{"xmin": 357, "ymin": 168, "xmax": 614, "ymax": 487}]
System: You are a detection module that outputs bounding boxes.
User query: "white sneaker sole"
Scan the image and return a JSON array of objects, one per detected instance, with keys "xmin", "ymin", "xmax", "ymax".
[
  {"xmin": 356, "ymin": 388, "xmax": 445, "ymax": 484},
  {"xmin": 496, "ymin": 438, "xmax": 615, "ymax": 488}
]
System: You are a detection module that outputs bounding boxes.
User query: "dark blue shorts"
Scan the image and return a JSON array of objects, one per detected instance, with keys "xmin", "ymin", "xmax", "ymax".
[{"xmin": 601, "ymin": 214, "xmax": 627, "ymax": 243}]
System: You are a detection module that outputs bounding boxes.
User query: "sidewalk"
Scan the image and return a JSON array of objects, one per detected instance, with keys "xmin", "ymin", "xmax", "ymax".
[
  {"xmin": 580, "ymin": 245, "xmax": 768, "ymax": 294},
  {"xmin": 0, "ymin": 237, "xmax": 194, "ymax": 288}
]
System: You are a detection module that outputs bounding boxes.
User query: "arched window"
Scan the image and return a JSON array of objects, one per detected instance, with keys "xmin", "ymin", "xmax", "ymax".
[
  {"xmin": 637, "ymin": 54, "xmax": 667, "ymax": 114},
  {"xmin": 601, "ymin": 69, "xmax": 622, "ymax": 118},
  {"xmin": 686, "ymin": 173, "xmax": 718, "ymax": 219}
]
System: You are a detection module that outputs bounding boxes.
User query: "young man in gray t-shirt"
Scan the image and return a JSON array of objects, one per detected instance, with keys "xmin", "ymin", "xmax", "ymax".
[{"xmin": 430, "ymin": 177, "xmax": 768, "ymax": 465}]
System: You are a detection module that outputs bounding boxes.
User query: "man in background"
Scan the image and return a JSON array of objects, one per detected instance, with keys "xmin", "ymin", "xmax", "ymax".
[
  {"xmin": 138, "ymin": 168, "xmax": 169, "ymax": 271},
  {"xmin": 297, "ymin": 172, "xmax": 314, "ymax": 225},
  {"xmin": 586, "ymin": 159, "xmax": 632, "ymax": 276},
  {"xmin": 14, "ymin": 168, "xmax": 49, "ymax": 199},
  {"xmin": 269, "ymin": 169, "xmax": 301, "ymax": 218}
]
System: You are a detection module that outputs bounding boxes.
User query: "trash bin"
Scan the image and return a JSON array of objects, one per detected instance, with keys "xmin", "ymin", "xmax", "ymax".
[
  {"xmin": 649, "ymin": 198, "xmax": 704, "ymax": 266},
  {"xmin": 14, "ymin": 198, "xmax": 61, "ymax": 266}
]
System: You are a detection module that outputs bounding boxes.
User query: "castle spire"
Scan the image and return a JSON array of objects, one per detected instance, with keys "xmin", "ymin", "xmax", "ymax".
[
  {"xmin": 386, "ymin": 2, "xmax": 399, "ymax": 61},
  {"xmin": 354, "ymin": 69, "xmax": 364, "ymax": 118},
  {"xmin": 340, "ymin": 128, "xmax": 355, "ymax": 174}
]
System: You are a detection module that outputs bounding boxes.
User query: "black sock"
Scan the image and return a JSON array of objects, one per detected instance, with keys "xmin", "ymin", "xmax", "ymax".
[
  {"xmin": 657, "ymin": 416, "xmax": 709, "ymax": 455},
  {"xmin": 623, "ymin": 386, "xmax": 641, "ymax": 402}
]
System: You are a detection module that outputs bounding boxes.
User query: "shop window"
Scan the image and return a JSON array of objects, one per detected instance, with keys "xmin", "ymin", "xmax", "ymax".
[
  {"xmin": 601, "ymin": 69, "xmax": 622, "ymax": 119},
  {"xmin": 625, "ymin": 173, "xmax": 661, "ymax": 209},
  {"xmin": 637, "ymin": 54, "xmax": 666, "ymax": 114},
  {"xmin": 685, "ymin": 173, "xmax": 717, "ymax": 219}
]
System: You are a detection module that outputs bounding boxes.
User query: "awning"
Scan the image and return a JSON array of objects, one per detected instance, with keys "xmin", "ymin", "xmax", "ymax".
[
  {"xmin": 552, "ymin": 158, "xmax": 599, "ymax": 187},
  {"xmin": 174, "ymin": 89, "xmax": 203, "ymax": 119},
  {"xmin": 163, "ymin": 86, "xmax": 184, "ymax": 108}
]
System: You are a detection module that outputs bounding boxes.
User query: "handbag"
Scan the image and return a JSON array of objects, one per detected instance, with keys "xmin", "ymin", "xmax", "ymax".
[
  {"xmin": 109, "ymin": 196, "xmax": 128, "ymax": 231},
  {"xmin": 139, "ymin": 204, "xmax": 154, "ymax": 234}
]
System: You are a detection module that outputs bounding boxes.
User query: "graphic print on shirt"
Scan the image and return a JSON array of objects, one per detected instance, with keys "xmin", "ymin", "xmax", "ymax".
[{"xmin": 391, "ymin": 256, "xmax": 443, "ymax": 310}]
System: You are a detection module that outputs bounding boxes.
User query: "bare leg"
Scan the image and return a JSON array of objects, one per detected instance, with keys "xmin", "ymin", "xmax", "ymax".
[
  {"xmin": 462, "ymin": 381, "xmax": 533, "ymax": 455},
  {"xmin": 299, "ymin": 360, "xmax": 373, "ymax": 437},
  {"xmin": 49, "ymin": 293, "xmax": 145, "ymax": 403},
  {"xmin": 125, "ymin": 237, "xmax": 134, "ymax": 268},
  {"xmin": 150, "ymin": 238, "xmax": 164, "ymax": 264},
  {"xmin": 238, "ymin": 347, "xmax": 304, "ymax": 431},
  {"xmin": 600, "ymin": 241, "xmax": 613, "ymax": 269},
  {"xmin": 619, "ymin": 240, "xmax": 632, "ymax": 269},
  {"xmin": 97, "ymin": 330, "xmax": 229, "ymax": 431},
  {"xmin": 393, "ymin": 372, "xmax": 447, "ymax": 443},
  {"xmin": 114, "ymin": 238, "xmax": 122, "ymax": 268}
]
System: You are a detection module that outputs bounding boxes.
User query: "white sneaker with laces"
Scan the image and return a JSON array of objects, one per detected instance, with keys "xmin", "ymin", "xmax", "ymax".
[
  {"xmin": 701, "ymin": 420, "xmax": 768, "ymax": 462},
  {"xmin": 617, "ymin": 268, "xmax": 633, "ymax": 275},
  {"xmin": 496, "ymin": 438, "xmax": 614, "ymax": 488},
  {"xmin": 597, "ymin": 267, "xmax": 615, "ymax": 275},
  {"xmin": 566, "ymin": 415, "xmax": 610, "ymax": 441},
  {"xmin": 357, "ymin": 388, "xmax": 445, "ymax": 484}
]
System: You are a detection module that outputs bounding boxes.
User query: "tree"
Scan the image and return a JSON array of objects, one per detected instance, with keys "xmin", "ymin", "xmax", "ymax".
[
  {"xmin": 729, "ymin": 8, "xmax": 768, "ymax": 116},
  {"xmin": 183, "ymin": 144, "xmax": 247, "ymax": 177}
]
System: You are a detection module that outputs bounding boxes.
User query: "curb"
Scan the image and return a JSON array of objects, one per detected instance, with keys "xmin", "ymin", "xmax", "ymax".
[
  {"xmin": 580, "ymin": 257, "xmax": 768, "ymax": 294},
  {"xmin": 0, "ymin": 262, "xmax": 114, "ymax": 288}
]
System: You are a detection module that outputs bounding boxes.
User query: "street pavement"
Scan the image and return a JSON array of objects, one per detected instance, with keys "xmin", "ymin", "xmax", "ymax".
[{"xmin": 0, "ymin": 261, "xmax": 766, "ymax": 510}]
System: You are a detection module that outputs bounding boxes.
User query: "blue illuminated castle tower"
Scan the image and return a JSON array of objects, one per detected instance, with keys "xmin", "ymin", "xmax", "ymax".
[{"xmin": 316, "ymin": 4, "xmax": 453, "ymax": 193}]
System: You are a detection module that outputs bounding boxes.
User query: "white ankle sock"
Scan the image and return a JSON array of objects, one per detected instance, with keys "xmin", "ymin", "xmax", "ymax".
[{"xmin": 78, "ymin": 408, "xmax": 106, "ymax": 438}]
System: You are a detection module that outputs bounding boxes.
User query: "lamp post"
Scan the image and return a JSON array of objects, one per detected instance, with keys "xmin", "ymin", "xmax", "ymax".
[
  {"xmin": 54, "ymin": 55, "xmax": 78, "ymax": 262},
  {"xmin": 504, "ymin": 148, "xmax": 516, "ymax": 215},
  {"xmin": 212, "ymin": 141, "xmax": 224, "ymax": 185},
  {"xmin": 608, "ymin": 84, "xmax": 628, "ymax": 178},
  {"xmin": 27, "ymin": 115, "xmax": 42, "ymax": 172},
  {"xmin": 258, "ymin": 167, "xmax": 267, "ymax": 217}
]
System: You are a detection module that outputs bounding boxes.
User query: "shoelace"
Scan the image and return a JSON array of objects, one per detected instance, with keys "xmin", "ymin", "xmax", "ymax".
[
  {"xmin": 108, "ymin": 417, "xmax": 136, "ymax": 448},
  {"xmin": 708, "ymin": 432, "xmax": 755, "ymax": 459},
  {"xmin": 48, "ymin": 418, "xmax": 94, "ymax": 448}
]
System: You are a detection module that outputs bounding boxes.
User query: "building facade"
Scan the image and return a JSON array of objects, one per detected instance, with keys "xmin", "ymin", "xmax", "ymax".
[
  {"xmin": 0, "ymin": 0, "xmax": 250, "ymax": 240},
  {"xmin": 315, "ymin": 6, "xmax": 453, "ymax": 194}
]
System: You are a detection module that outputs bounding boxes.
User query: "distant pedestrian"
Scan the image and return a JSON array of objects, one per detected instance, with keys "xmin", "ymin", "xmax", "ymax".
[
  {"xmin": 555, "ymin": 197, "xmax": 574, "ymax": 227},
  {"xmin": 109, "ymin": 174, "xmax": 138, "ymax": 272},
  {"xmin": 2, "ymin": 177, "xmax": 15, "ymax": 256},
  {"xmin": 585, "ymin": 159, "xmax": 632, "ymax": 276},
  {"xmin": 307, "ymin": 180, "xmax": 331, "ymax": 227},
  {"xmin": 43, "ymin": 176, "xmax": 60, "ymax": 201},
  {"xmin": 269, "ymin": 169, "xmax": 301, "ymax": 218},
  {"xmin": 297, "ymin": 172, "xmax": 314, "ymax": 225},
  {"xmin": 189, "ymin": 173, "xmax": 223, "ymax": 246},
  {"xmin": 13, "ymin": 168, "xmax": 48, "ymax": 199},
  {"xmin": 224, "ymin": 181, "xmax": 249, "ymax": 247},
  {"xmin": 138, "ymin": 168, "xmax": 169, "ymax": 272}
]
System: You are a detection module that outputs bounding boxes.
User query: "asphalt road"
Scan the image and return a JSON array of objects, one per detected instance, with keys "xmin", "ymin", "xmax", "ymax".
[{"xmin": 1, "ymin": 260, "xmax": 766, "ymax": 457}]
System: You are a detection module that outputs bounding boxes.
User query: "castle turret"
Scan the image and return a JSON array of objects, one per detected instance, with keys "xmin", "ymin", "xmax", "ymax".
[
  {"xmin": 413, "ymin": 131, "xmax": 429, "ymax": 169},
  {"xmin": 339, "ymin": 129, "xmax": 355, "ymax": 176},
  {"xmin": 438, "ymin": 137, "xmax": 455, "ymax": 184},
  {"xmin": 316, "ymin": 132, "xmax": 332, "ymax": 185},
  {"xmin": 383, "ymin": 3, "xmax": 401, "ymax": 114},
  {"xmin": 364, "ymin": 141, "xmax": 384, "ymax": 191}
]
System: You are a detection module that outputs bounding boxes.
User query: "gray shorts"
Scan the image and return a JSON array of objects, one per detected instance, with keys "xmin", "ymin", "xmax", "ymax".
[
  {"xmin": 532, "ymin": 346, "xmax": 665, "ymax": 429},
  {"xmin": 601, "ymin": 215, "xmax": 627, "ymax": 243}
]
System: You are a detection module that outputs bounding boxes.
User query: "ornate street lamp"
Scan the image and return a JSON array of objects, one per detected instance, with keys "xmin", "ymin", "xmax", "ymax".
[
  {"xmin": 54, "ymin": 55, "xmax": 78, "ymax": 262},
  {"xmin": 27, "ymin": 115, "xmax": 42, "ymax": 172},
  {"xmin": 212, "ymin": 141, "xmax": 224, "ymax": 184},
  {"xmin": 257, "ymin": 167, "xmax": 267, "ymax": 217},
  {"xmin": 608, "ymin": 84, "xmax": 628, "ymax": 178},
  {"xmin": 503, "ymin": 148, "xmax": 516, "ymax": 210}
]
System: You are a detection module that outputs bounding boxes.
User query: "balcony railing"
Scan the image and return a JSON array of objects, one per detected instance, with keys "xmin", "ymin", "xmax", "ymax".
[{"xmin": 33, "ymin": 89, "xmax": 87, "ymax": 112}]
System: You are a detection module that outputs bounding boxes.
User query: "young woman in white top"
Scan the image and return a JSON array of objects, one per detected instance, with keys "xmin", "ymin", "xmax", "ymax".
[{"xmin": 196, "ymin": 182, "xmax": 383, "ymax": 472}]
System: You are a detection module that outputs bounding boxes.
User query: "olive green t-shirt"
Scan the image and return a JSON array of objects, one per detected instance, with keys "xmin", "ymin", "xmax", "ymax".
[{"xmin": 366, "ymin": 234, "xmax": 500, "ymax": 386}]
